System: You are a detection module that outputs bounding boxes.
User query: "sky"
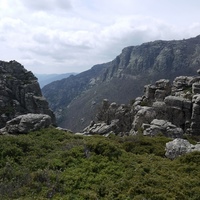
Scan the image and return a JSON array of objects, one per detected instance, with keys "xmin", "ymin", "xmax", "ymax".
[{"xmin": 0, "ymin": 0, "xmax": 200, "ymax": 74}]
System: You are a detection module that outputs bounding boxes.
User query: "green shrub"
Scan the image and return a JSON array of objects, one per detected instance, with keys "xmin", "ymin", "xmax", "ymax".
[
  {"xmin": 178, "ymin": 151, "xmax": 200, "ymax": 164},
  {"xmin": 121, "ymin": 135, "xmax": 171, "ymax": 156},
  {"xmin": 86, "ymin": 137, "xmax": 122, "ymax": 160},
  {"xmin": 0, "ymin": 128, "xmax": 199, "ymax": 199}
]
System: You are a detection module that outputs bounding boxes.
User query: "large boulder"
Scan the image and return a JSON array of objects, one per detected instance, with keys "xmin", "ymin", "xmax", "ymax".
[
  {"xmin": 192, "ymin": 82, "xmax": 200, "ymax": 94},
  {"xmin": 143, "ymin": 119, "xmax": 183, "ymax": 138},
  {"xmin": 144, "ymin": 84, "xmax": 156, "ymax": 102},
  {"xmin": 130, "ymin": 106, "xmax": 157, "ymax": 134},
  {"xmin": 190, "ymin": 94, "xmax": 200, "ymax": 135},
  {"xmin": 164, "ymin": 96, "xmax": 192, "ymax": 109},
  {"xmin": 83, "ymin": 119, "xmax": 119, "ymax": 135},
  {"xmin": 172, "ymin": 76, "xmax": 193, "ymax": 92},
  {"xmin": 144, "ymin": 79, "xmax": 171, "ymax": 103},
  {"xmin": 155, "ymin": 79, "xmax": 171, "ymax": 101},
  {"xmin": 164, "ymin": 96, "xmax": 192, "ymax": 129},
  {"xmin": 0, "ymin": 114, "xmax": 52, "ymax": 134},
  {"xmin": 165, "ymin": 138, "xmax": 200, "ymax": 159}
]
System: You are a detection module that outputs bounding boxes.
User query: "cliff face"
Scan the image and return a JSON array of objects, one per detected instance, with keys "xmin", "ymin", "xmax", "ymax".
[
  {"xmin": 42, "ymin": 35, "xmax": 200, "ymax": 132},
  {"xmin": 0, "ymin": 60, "xmax": 56, "ymax": 128}
]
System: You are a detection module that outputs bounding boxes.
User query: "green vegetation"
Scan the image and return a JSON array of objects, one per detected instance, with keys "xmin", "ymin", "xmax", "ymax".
[
  {"xmin": 0, "ymin": 128, "xmax": 200, "ymax": 199},
  {"xmin": 5, "ymin": 74, "xmax": 14, "ymax": 80},
  {"xmin": 0, "ymin": 105, "xmax": 14, "ymax": 116},
  {"xmin": 183, "ymin": 85, "xmax": 192, "ymax": 94}
]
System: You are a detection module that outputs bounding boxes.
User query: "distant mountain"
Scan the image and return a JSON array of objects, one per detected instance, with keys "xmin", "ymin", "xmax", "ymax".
[
  {"xmin": 35, "ymin": 73, "xmax": 77, "ymax": 88},
  {"xmin": 42, "ymin": 35, "xmax": 200, "ymax": 132}
]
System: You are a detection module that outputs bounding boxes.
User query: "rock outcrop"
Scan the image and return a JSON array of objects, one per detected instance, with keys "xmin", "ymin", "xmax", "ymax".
[
  {"xmin": 83, "ymin": 69, "xmax": 200, "ymax": 138},
  {"xmin": 143, "ymin": 119, "xmax": 183, "ymax": 138},
  {"xmin": 132, "ymin": 74, "xmax": 200, "ymax": 136},
  {"xmin": 0, "ymin": 114, "xmax": 52, "ymax": 135},
  {"xmin": 83, "ymin": 99, "xmax": 133, "ymax": 135},
  {"xmin": 165, "ymin": 138, "xmax": 200, "ymax": 159},
  {"xmin": 0, "ymin": 60, "xmax": 56, "ymax": 128},
  {"xmin": 83, "ymin": 120, "xmax": 119, "ymax": 136}
]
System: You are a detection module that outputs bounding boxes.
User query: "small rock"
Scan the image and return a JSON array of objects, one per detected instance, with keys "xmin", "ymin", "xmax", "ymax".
[{"xmin": 165, "ymin": 138, "xmax": 200, "ymax": 159}]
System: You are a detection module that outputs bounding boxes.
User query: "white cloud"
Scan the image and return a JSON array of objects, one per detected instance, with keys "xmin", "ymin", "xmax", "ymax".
[
  {"xmin": 20, "ymin": 0, "xmax": 72, "ymax": 11},
  {"xmin": 0, "ymin": 0, "xmax": 200, "ymax": 74}
]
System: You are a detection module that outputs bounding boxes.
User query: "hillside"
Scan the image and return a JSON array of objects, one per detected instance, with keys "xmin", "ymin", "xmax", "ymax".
[
  {"xmin": 42, "ymin": 35, "xmax": 200, "ymax": 132},
  {"xmin": 1, "ymin": 127, "xmax": 200, "ymax": 199},
  {"xmin": 1, "ymin": 42, "xmax": 200, "ymax": 200}
]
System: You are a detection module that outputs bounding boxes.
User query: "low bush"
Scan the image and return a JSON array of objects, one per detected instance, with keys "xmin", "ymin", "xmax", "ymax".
[{"xmin": 0, "ymin": 128, "xmax": 199, "ymax": 199}]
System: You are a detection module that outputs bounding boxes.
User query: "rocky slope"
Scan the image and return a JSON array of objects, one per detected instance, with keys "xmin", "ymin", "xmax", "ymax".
[
  {"xmin": 0, "ymin": 60, "xmax": 56, "ymax": 128},
  {"xmin": 42, "ymin": 35, "xmax": 200, "ymax": 132}
]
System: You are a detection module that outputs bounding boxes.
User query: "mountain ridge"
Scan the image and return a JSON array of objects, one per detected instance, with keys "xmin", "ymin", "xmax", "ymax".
[
  {"xmin": 35, "ymin": 73, "xmax": 77, "ymax": 88},
  {"xmin": 42, "ymin": 35, "xmax": 200, "ymax": 131}
]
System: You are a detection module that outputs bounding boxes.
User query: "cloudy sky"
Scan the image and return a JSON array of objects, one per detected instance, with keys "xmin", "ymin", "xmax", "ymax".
[{"xmin": 0, "ymin": 0, "xmax": 200, "ymax": 74}]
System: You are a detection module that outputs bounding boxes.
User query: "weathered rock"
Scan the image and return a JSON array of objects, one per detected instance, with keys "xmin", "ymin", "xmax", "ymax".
[
  {"xmin": 83, "ymin": 119, "xmax": 119, "ymax": 135},
  {"xmin": 192, "ymin": 82, "xmax": 200, "ymax": 94},
  {"xmin": 164, "ymin": 96, "xmax": 191, "ymax": 109},
  {"xmin": 135, "ymin": 97, "xmax": 143, "ymax": 101},
  {"xmin": 0, "ymin": 60, "xmax": 56, "ymax": 127},
  {"xmin": 164, "ymin": 96, "xmax": 192, "ymax": 129},
  {"xmin": 143, "ymin": 119, "xmax": 183, "ymax": 138},
  {"xmin": 172, "ymin": 76, "xmax": 193, "ymax": 90},
  {"xmin": 155, "ymin": 89, "xmax": 167, "ymax": 101},
  {"xmin": 188, "ymin": 76, "xmax": 200, "ymax": 85},
  {"xmin": 190, "ymin": 94, "xmax": 200, "ymax": 135},
  {"xmin": 0, "ymin": 114, "xmax": 52, "ymax": 134},
  {"xmin": 143, "ymin": 79, "xmax": 171, "ymax": 104},
  {"xmin": 165, "ymin": 138, "xmax": 200, "ymax": 159},
  {"xmin": 144, "ymin": 84, "xmax": 156, "ymax": 101},
  {"xmin": 155, "ymin": 79, "xmax": 171, "ymax": 89},
  {"xmin": 56, "ymin": 127, "xmax": 73, "ymax": 133},
  {"xmin": 152, "ymin": 101, "xmax": 168, "ymax": 119},
  {"xmin": 124, "ymin": 74, "xmax": 198, "ymax": 136},
  {"xmin": 130, "ymin": 107, "xmax": 157, "ymax": 134},
  {"xmin": 133, "ymin": 100, "xmax": 141, "ymax": 106},
  {"xmin": 155, "ymin": 79, "xmax": 171, "ymax": 101}
]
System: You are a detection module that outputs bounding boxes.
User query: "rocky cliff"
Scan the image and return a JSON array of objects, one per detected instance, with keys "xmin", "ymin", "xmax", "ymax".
[
  {"xmin": 42, "ymin": 35, "xmax": 200, "ymax": 132},
  {"xmin": 0, "ymin": 60, "xmax": 56, "ymax": 128}
]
